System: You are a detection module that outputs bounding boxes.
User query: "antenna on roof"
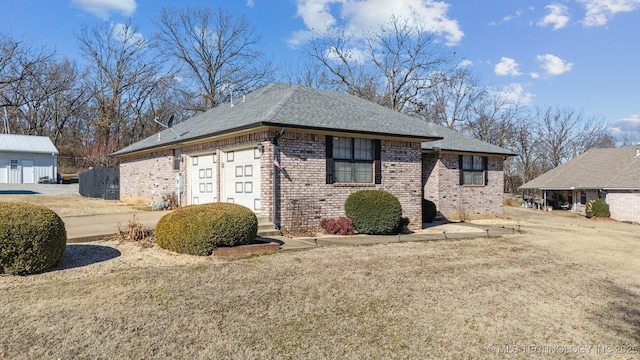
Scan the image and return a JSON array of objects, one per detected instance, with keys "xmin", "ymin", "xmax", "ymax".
[{"xmin": 154, "ymin": 115, "xmax": 180, "ymax": 138}]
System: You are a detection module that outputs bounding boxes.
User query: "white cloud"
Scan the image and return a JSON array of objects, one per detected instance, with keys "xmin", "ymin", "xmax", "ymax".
[
  {"xmin": 289, "ymin": 0, "xmax": 464, "ymax": 47},
  {"xmin": 538, "ymin": 4, "xmax": 570, "ymax": 30},
  {"xmin": 491, "ymin": 83, "xmax": 534, "ymax": 105},
  {"xmin": 536, "ymin": 54, "xmax": 573, "ymax": 76},
  {"xmin": 457, "ymin": 59, "xmax": 473, "ymax": 68},
  {"xmin": 577, "ymin": 0, "xmax": 640, "ymax": 26},
  {"xmin": 71, "ymin": 0, "xmax": 136, "ymax": 19},
  {"xmin": 326, "ymin": 45, "xmax": 368, "ymax": 64},
  {"xmin": 530, "ymin": 72, "xmax": 541, "ymax": 79},
  {"xmin": 503, "ymin": 9, "xmax": 525, "ymax": 22},
  {"xmin": 111, "ymin": 23, "xmax": 145, "ymax": 47},
  {"xmin": 494, "ymin": 57, "xmax": 522, "ymax": 76},
  {"xmin": 609, "ymin": 114, "xmax": 640, "ymax": 135},
  {"xmin": 246, "ymin": 0, "xmax": 255, "ymax": 7}
]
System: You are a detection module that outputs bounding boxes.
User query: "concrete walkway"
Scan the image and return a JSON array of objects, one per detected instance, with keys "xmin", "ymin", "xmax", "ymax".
[
  {"xmin": 63, "ymin": 211, "xmax": 171, "ymax": 243},
  {"xmin": 63, "ymin": 211, "xmax": 518, "ymax": 250}
]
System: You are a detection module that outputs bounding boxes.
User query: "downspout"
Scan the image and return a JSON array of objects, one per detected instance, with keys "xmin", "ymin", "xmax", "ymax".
[{"xmin": 272, "ymin": 128, "xmax": 286, "ymax": 230}]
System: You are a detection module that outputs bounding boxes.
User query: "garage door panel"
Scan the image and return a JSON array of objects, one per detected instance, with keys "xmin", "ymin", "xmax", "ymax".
[
  {"xmin": 223, "ymin": 148, "xmax": 261, "ymax": 213},
  {"xmin": 189, "ymin": 154, "xmax": 217, "ymax": 205}
]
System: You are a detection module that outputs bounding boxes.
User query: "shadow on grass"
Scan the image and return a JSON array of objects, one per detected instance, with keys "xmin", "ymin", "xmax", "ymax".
[
  {"xmin": 591, "ymin": 281, "xmax": 640, "ymax": 343},
  {"xmin": 48, "ymin": 244, "xmax": 121, "ymax": 271},
  {"xmin": 0, "ymin": 190, "xmax": 40, "ymax": 195}
]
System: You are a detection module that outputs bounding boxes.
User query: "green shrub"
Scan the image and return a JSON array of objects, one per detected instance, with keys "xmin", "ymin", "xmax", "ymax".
[
  {"xmin": 586, "ymin": 198, "xmax": 610, "ymax": 218},
  {"xmin": 155, "ymin": 203, "xmax": 258, "ymax": 256},
  {"xmin": 344, "ymin": 190, "xmax": 403, "ymax": 235},
  {"xmin": 0, "ymin": 202, "xmax": 67, "ymax": 275},
  {"xmin": 423, "ymin": 199, "xmax": 437, "ymax": 223}
]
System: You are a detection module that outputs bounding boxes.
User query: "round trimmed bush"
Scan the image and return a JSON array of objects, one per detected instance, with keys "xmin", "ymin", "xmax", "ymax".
[
  {"xmin": 423, "ymin": 199, "xmax": 437, "ymax": 223},
  {"xmin": 155, "ymin": 202, "xmax": 258, "ymax": 256},
  {"xmin": 344, "ymin": 190, "xmax": 403, "ymax": 235},
  {"xmin": 586, "ymin": 198, "xmax": 610, "ymax": 218},
  {"xmin": 0, "ymin": 202, "xmax": 67, "ymax": 275}
]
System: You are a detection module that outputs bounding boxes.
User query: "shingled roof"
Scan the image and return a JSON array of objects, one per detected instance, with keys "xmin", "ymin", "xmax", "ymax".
[
  {"xmin": 519, "ymin": 146, "xmax": 640, "ymax": 190},
  {"xmin": 421, "ymin": 125, "xmax": 516, "ymax": 156},
  {"xmin": 113, "ymin": 83, "xmax": 513, "ymax": 157}
]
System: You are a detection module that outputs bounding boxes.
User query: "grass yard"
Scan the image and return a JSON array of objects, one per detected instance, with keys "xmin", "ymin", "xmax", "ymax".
[{"xmin": 3, "ymin": 206, "xmax": 640, "ymax": 360}]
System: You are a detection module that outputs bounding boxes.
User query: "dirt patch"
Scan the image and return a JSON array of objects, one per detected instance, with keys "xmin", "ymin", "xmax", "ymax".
[{"xmin": 1, "ymin": 207, "xmax": 640, "ymax": 358}]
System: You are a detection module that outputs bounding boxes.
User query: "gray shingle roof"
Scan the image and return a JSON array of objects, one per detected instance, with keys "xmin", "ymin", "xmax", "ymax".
[
  {"xmin": 519, "ymin": 146, "xmax": 640, "ymax": 190},
  {"xmin": 0, "ymin": 134, "xmax": 58, "ymax": 154},
  {"xmin": 112, "ymin": 83, "xmax": 513, "ymax": 157},
  {"xmin": 420, "ymin": 125, "xmax": 516, "ymax": 156}
]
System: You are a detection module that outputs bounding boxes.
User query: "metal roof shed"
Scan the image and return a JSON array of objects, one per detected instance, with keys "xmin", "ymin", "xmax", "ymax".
[{"xmin": 0, "ymin": 134, "xmax": 59, "ymax": 184}]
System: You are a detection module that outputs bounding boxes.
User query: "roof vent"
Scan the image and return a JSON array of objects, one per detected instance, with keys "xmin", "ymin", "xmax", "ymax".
[{"xmin": 636, "ymin": 143, "xmax": 640, "ymax": 157}]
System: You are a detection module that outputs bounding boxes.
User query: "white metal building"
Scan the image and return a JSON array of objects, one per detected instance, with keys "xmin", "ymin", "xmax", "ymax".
[{"xmin": 0, "ymin": 134, "xmax": 58, "ymax": 184}]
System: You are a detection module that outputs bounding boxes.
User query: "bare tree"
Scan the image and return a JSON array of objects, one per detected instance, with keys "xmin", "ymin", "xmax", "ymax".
[
  {"xmin": 155, "ymin": 6, "xmax": 274, "ymax": 112},
  {"xmin": 7, "ymin": 59, "xmax": 88, "ymax": 141},
  {"xmin": 368, "ymin": 17, "xmax": 452, "ymax": 112},
  {"xmin": 464, "ymin": 90, "xmax": 523, "ymax": 147},
  {"xmin": 511, "ymin": 117, "xmax": 543, "ymax": 185},
  {"xmin": 304, "ymin": 26, "xmax": 380, "ymax": 102},
  {"xmin": 0, "ymin": 35, "xmax": 56, "ymax": 134},
  {"xmin": 617, "ymin": 131, "xmax": 640, "ymax": 147},
  {"xmin": 410, "ymin": 67, "xmax": 484, "ymax": 129},
  {"xmin": 536, "ymin": 107, "xmax": 613, "ymax": 169},
  {"xmin": 304, "ymin": 16, "xmax": 452, "ymax": 112},
  {"xmin": 76, "ymin": 21, "xmax": 165, "ymax": 166}
]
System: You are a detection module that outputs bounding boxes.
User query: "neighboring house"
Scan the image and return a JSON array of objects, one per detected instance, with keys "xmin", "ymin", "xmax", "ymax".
[
  {"xmin": 112, "ymin": 83, "xmax": 514, "ymax": 230},
  {"xmin": 519, "ymin": 146, "xmax": 640, "ymax": 223},
  {"xmin": 0, "ymin": 134, "xmax": 58, "ymax": 184}
]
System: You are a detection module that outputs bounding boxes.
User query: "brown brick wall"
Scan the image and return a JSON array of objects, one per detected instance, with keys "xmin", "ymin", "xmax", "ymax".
[
  {"xmin": 119, "ymin": 149, "xmax": 178, "ymax": 205},
  {"xmin": 277, "ymin": 133, "xmax": 423, "ymax": 231},
  {"xmin": 120, "ymin": 131, "xmax": 505, "ymax": 230},
  {"xmin": 119, "ymin": 131, "xmax": 273, "ymax": 208},
  {"xmin": 422, "ymin": 153, "xmax": 505, "ymax": 221},
  {"xmin": 606, "ymin": 191, "xmax": 640, "ymax": 223}
]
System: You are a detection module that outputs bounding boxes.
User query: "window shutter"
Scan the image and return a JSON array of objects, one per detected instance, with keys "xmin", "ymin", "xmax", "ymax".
[
  {"xmin": 374, "ymin": 139, "xmax": 382, "ymax": 184},
  {"xmin": 326, "ymin": 135, "xmax": 334, "ymax": 184},
  {"xmin": 459, "ymin": 155, "xmax": 463, "ymax": 185},
  {"xmin": 483, "ymin": 156, "xmax": 489, "ymax": 185}
]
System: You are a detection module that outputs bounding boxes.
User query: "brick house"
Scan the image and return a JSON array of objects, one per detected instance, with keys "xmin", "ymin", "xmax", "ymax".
[
  {"xmin": 112, "ymin": 83, "xmax": 515, "ymax": 231},
  {"xmin": 519, "ymin": 146, "xmax": 640, "ymax": 223}
]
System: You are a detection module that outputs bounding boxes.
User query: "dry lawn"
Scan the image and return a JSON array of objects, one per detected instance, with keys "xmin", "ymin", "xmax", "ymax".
[
  {"xmin": 1, "ymin": 207, "xmax": 640, "ymax": 359},
  {"xmin": 0, "ymin": 194, "xmax": 148, "ymax": 217}
]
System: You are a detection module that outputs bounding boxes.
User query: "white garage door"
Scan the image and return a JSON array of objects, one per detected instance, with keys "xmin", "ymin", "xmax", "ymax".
[
  {"xmin": 188, "ymin": 153, "xmax": 217, "ymax": 205},
  {"xmin": 222, "ymin": 148, "xmax": 261, "ymax": 213}
]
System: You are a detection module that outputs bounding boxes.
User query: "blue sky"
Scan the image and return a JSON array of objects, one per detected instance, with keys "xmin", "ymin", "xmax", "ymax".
[{"xmin": 2, "ymin": 0, "xmax": 639, "ymax": 139}]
